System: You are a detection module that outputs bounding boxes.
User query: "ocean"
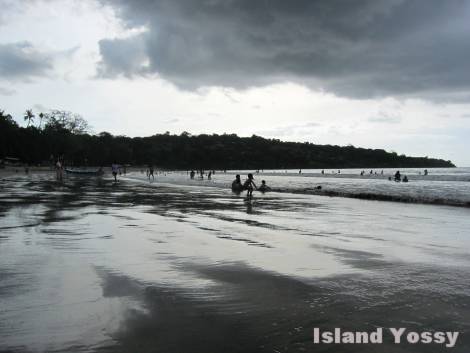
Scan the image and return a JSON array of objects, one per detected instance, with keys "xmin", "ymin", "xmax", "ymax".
[{"xmin": 1, "ymin": 169, "xmax": 469, "ymax": 352}]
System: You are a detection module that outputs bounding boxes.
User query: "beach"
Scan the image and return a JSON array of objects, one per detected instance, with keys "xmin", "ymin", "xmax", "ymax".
[{"xmin": 1, "ymin": 170, "xmax": 470, "ymax": 352}]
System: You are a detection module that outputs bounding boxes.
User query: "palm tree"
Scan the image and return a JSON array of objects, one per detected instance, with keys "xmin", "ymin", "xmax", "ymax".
[
  {"xmin": 38, "ymin": 112, "xmax": 45, "ymax": 129},
  {"xmin": 24, "ymin": 109, "xmax": 35, "ymax": 127}
]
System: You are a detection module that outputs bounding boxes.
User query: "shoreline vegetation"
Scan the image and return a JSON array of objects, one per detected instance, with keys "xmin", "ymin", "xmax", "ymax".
[{"xmin": 1, "ymin": 109, "xmax": 454, "ymax": 169}]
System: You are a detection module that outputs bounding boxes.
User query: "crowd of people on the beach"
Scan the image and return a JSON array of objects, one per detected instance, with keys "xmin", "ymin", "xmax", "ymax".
[{"xmin": 44, "ymin": 158, "xmax": 433, "ymax": 198}]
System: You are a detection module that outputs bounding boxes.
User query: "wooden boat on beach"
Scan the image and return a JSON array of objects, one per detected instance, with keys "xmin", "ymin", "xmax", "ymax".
[{"xmin": 65, "ymin": 168, "xmax": 104, "ymax": 176}]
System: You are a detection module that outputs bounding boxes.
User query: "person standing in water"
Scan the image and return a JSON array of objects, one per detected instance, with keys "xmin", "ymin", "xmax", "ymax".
[
  {"xmin": 243, "ymin": 173, "xmax": 257, "ymax": 198},
  {"xmin": 111, "ymin": 162, "xmax": 119, "ymax": 182},
  {"xmin": 232, "ymin": 174, "xmax": 243, "ymax": 192},
  {"xmin": 148, "ymin": 164, "xmax": 154, "ymax": 181},
  {"xmin": 394, "ymin": 170, "xmax": 401, "ymax": 182}
]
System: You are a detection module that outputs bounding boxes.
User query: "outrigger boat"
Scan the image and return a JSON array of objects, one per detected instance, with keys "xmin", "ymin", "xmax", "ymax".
[{"xmin": 65, "ymin": 167, "xmax": 104, "ymax": 175}]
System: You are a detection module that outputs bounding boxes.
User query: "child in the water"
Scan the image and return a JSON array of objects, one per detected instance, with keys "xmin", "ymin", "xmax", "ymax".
[
  {"xmin": 258, "ymin": 180, "xmax": 271, "ymax": 192},
  {"xmin": 243, "ymin": 173, "xmax": 257, "ymax": 198}
]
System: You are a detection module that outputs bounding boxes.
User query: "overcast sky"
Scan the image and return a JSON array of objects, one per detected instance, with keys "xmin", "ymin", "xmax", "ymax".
[{"xmin": 1, "ymin": 0, "xmax": 470, "ymax": 166}]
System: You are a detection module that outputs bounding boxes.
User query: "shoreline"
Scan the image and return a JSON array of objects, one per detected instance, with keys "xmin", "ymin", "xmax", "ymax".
[{"xmin": 2, "ymin": 169, "xmax": 470, "ymax": 209}]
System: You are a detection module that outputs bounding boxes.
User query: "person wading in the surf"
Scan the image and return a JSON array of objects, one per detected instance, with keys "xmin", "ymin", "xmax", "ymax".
[{"xmin": 243, "ymin": 173, "xmax": 257, "ymax": 198}]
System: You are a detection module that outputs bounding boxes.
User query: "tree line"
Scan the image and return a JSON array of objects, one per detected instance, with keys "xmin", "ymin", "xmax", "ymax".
[{"xmin": 0, "ymin": 109, "xmax": 455, "ymax": 169}]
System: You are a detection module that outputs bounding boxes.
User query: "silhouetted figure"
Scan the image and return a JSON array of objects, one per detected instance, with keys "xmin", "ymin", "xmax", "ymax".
[
  {"xmin": 360, "ymin": 170, "xmax": 364, "ymax": 176},
  {"xmin": 148, "ymin": 165, "xmax": 154, "ymax": 180},
  {"xmin": 56, "ymin": 159, "xmax": 63, "ymax": 181},
  {"xmin": 338, "ymin": 170, "xmax": 341, "ymax": 174},
  {"xmin": 424, "ymin": 169, "xmax": 428, "ymax": 176},
  {"xmin": 381, "ymin": 170, "xmax": 384, "ymax": 175},
  {"xmin": 208, "ymin": 171, "xmax": 212, "ymax": 180},
  {"xmin": 394, "ymin": 170, "xmax": 401, "ymax": 182},
  {"xmin": 232, "ymin": 174, "xmax": 243, "ymax": 192},
  {"xmin": 299, "ymin": 169, "xmax": 302, "ymax": 174},
  {"xmin": 190, "ymin": 170, "xmax": 195, "ymax": 179},
  {"xmin": 403, "ymin": 175, "xmax": 409, "ymax": 183},
  {"xmin": 243, "ymin": 173, "xmax": 257, "ymax": 198},
  {"xmin": 315, "ymin": 185, "xmax": 322, "ymax": 190},
  {"xmin": 321, "ymin": 170, "xmax": 325, "ymax": 174},
  {"xmin": 111, "ymin": 162, "xmax": 119, "ymax": 182},
  {"xmin": 258, "ymin": 180, "xmax": 271, "ymax": 192}
]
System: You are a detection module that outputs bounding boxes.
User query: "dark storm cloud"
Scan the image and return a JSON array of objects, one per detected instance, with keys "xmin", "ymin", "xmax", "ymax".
[
  {"xmin": 97, "ymin": 0, "xmax": 470, "ymax": 99},
  {"xmin": 0, "ymin": 41, "xmax": 53, "ymax": 80},
  {"xmin": 97, "ymin": 35, "xmax": 148, "ymax": 77}
]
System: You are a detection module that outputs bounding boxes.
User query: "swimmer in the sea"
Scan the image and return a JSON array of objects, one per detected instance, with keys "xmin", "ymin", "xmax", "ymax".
[{"xmin": 258, "ymin": 180, "xmax": 271, "ymax": 192}]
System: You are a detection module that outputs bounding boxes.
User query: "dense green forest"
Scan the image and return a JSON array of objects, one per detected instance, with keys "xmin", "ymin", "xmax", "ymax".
[{"xmin": 0, "ymin": 109, "xmax": 454, "ymax": 169}]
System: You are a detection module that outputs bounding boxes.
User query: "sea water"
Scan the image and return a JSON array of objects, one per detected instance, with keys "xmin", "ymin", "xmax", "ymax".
[
  {"xmin": 131, "ymin": 167, "xmax": 470, "ymax": 206},
  {"xmin": 0, "ymin": 172, "xmax": 469, "ymax": 352}
]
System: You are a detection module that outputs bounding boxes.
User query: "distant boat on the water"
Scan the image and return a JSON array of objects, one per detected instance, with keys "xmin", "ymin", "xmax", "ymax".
[{"xmin": 65, "ymin": 167, "xmax": 104, "ymax": 176}]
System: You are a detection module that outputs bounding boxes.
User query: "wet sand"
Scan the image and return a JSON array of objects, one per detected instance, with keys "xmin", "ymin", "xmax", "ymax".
[{"xmin": 1, "ymin": 173, "xmax": 470, "ymax": 352}]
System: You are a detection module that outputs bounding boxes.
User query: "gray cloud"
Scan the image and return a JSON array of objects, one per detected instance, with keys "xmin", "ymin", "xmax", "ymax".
[
  {"xmin": 368, "ymin": 112, "xmax": 402, "ymax": 124},
  {"xmin": 97, "ymin": 0, "xmax": 470, "ymax": 99},
  {"xmin": 97, "ymin": 35, "xmax": 148, "ymax": 78},
  {"xmin": 0, "ymin": 87, "xmax": 16, "ymax": 96},
  {"xmin": 0, "ymin": 41, "xmax": 53, "ymax": 80},
  {"xmin": 0, "ymin": 1, "xmax": 18, "ymax": 27}
]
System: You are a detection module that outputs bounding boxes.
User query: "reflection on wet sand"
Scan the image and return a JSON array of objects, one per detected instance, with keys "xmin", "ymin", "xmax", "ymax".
[{"xmin": 1, "ymin": 174, "xmax": 470, "ymax": 352}]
